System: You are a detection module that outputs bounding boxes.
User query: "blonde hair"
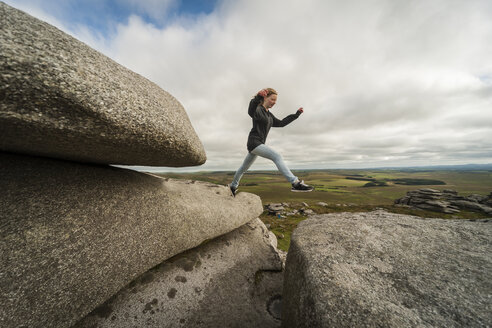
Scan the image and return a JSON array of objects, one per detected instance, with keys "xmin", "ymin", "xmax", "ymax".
[
  {"xmin": 254, "ymin": 88, "xmax": 278, "ymax": 98},
  {"xmin": 265, "ymin": 88, "xmax": 277, "ymax": 97}
]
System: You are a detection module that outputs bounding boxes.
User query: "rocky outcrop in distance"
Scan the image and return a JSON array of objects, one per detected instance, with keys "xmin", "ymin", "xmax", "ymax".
[
  {"xmin": 0, "ymin": 2, "xmax": 205, "ymax": 166},
  {"xmin": 395, "ymin": 188, "xmax": 492, "ymax": 215},
  {"xmin": 282, "ymin": 210, "xmax": 491, "ymax": 328},
  {"xmin": 265, "ymin": 203, "xmax": 314, "ymax": 217}
]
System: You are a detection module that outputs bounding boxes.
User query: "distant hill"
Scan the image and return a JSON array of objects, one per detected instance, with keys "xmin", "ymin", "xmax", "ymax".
[
  {"xmin": 126, "ymin": 163, "xmax": 492, "ymax": 174},
  {"xmin": 389, "ymin": 164, "xmax": 492, "ymax": 171},
  {"xmin": 293, "ymin": 163, "xmax": 492, "ymax": 172}
]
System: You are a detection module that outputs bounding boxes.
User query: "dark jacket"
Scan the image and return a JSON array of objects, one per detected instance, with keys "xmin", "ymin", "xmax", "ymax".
[{"xmin": 246, "ymin": 95, "xmax": 301, "ymax": 152}]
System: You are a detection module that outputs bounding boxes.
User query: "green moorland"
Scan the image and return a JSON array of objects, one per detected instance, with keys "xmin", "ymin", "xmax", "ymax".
[{"xmin": 155, "ymin": 169, "xmax": 492, "ymax": 251}]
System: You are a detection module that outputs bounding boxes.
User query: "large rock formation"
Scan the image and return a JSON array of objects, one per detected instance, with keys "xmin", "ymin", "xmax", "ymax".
[
  {"xmin": 0, "ymin": 4, "xmax": 288, "ymax": 328},
  {"xmin": 0, "ymin": 152, "xmax": 262, "ymax": 328},
  {"xmin": 0, "ymin": 2, "xmax": 205, "ymax": 166},
  {"xmin": 74, "ymin": 218, "xmax": 283, "ymax": 328},
  {"xmin": 283, "ymin": 210, "xmax": 491, "ymax": 328},
  {"xmin": 395, "ymin": 188, "xmax": 492, "ymax": 215}
]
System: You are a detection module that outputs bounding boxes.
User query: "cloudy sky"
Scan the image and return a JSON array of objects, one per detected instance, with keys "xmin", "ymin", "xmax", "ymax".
[{"xmin": 5, "ymin": 0, "xmax": 492, "ymax": 172}]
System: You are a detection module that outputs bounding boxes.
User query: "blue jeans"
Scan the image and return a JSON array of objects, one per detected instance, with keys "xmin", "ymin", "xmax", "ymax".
[{"xmin": 230, "ymin": 144, "xmax": 298, "ymax": 188}]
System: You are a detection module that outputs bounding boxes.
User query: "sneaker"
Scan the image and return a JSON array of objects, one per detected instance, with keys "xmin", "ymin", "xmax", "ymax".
[
  {"xmin": 229, "ymin": 184, "xmax": 238, "ymax": 197},
  {"xmin": 291, "ymin": 180, "xmax": 314, "ymax": 192}
]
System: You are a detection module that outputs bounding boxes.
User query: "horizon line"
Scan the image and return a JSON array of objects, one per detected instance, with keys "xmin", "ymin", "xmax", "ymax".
[{"xmin": 130, "ymin": 163, "xmax": 492, "ymax": 174}]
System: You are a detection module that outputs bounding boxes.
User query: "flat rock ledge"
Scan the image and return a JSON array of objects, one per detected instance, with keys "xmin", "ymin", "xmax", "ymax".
[
  {"xmin": 282, "ymin": 210, "xmax": 491, "ymax": 328},
  {"xmin": 74, "ymin": 218, "xmax": 283, "ymax": 328},
  {"xmin": 0, "ymin": 152, "xmax": 261, "ymax": 328},
  {"xmin": 0, "ymin": 3, "xmax": 205, "ymax": 166}
]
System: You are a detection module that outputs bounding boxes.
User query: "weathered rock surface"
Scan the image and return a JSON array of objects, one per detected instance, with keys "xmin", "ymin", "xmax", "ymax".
[
  {"xmin": 0, "ymin": 3, "xmax": 205, "ymax": 166},
  {"xmin": 266, "ymin": 203, "xmax": 313, "ymax": 217},
  {"xmin": 395, "ymin": 188, "xmax": 492, "ymax": 215},
  {"xmin": 0, "ymin": 152, "xmax": 261, "ymax": 328},
  {"xmin": 299, "ymin": 208, "xmax": 314, "ymax": 215},
  {"xmin": 266, "ymin": 203, "xmax": 286, "ymax": 215},
  {"xmin": 74, "ymin": 218, "xmax": 283, "ymax": 328},
  {"xmin": 283, "ymin": 210, "xmax": 491, "ymax": 328}
]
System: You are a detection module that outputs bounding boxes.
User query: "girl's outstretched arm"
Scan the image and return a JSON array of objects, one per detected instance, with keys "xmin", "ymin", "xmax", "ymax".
[{"xmin": 272, "ymin": 107, "xmax": 304, "ymax": 127}]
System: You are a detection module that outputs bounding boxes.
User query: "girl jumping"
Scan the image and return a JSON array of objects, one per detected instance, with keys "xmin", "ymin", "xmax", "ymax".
[{"xmin": 229, "ymin": 88, "xmax": 314, "ymax": 197}]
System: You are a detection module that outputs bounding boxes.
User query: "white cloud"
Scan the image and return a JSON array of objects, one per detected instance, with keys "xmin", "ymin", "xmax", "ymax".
[{"xmin": 5, "ymin": 0, "xmax": 492, "ymax": 171}]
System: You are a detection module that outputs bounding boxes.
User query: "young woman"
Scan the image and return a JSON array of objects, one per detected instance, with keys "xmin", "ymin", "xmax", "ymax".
[{"xmin": 229, "ymin": 88, "xmax": 314, "ymax": 197}]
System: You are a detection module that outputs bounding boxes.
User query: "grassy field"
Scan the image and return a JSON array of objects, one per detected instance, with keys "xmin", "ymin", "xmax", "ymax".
[{"xmin": 155, "ymin": 169, "xmax": 492, "ymax": 251}]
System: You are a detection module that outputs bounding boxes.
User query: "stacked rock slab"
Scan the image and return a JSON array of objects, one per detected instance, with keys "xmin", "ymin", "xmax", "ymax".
[
  {"xmin": 0, "ymin": 152, "xmax": 263, "ymax": 328},
  {"xmin": 282, "ymin": 210, "xmax": 491, "ymax": 328},
  {"xmin": 74, "ymin": 219, "xmax": 283, "ymax": 328},
  {"xmin": 0, "ymin": 2, "xmax": 205, "ymax": 166},
  {"xmin": 395, "ymin": 188, "xmax": 492, "ymax": 215}
]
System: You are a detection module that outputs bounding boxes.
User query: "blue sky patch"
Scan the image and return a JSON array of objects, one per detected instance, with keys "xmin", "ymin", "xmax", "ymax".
[{"xmin": 6, "ymin": 0, "xmax": 218, "ymax": 37}]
